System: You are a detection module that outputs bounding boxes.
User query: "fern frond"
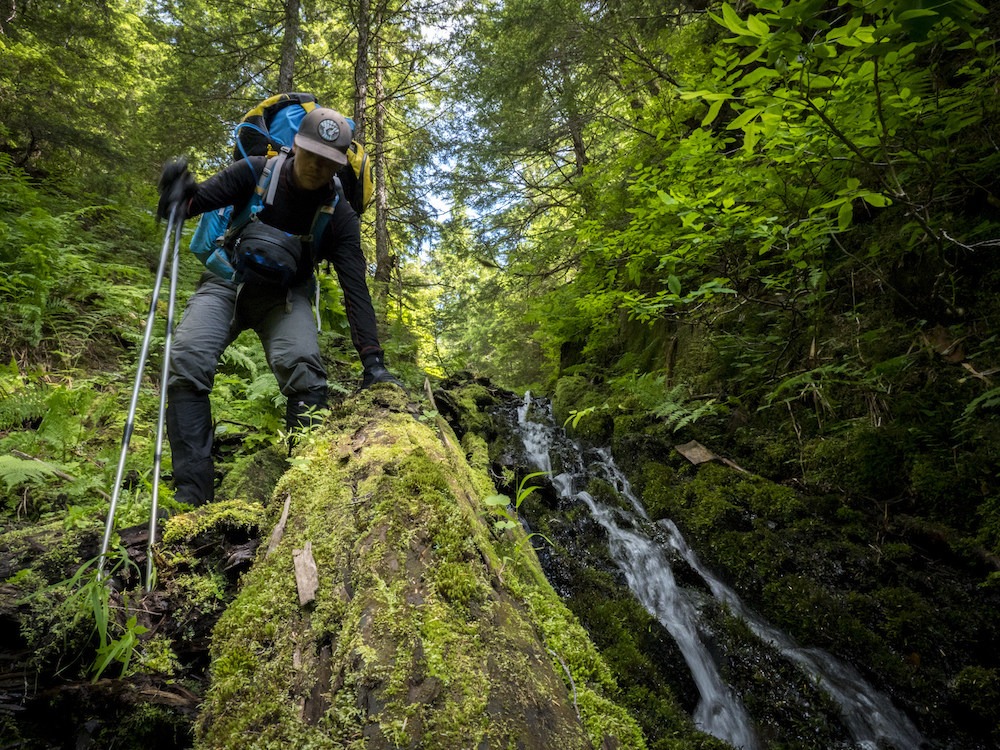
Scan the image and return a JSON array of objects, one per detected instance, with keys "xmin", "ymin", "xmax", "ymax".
[
  {"xmin": 51, "ymin": 307, "xmax": 115, "ymax": 361},
  {"xmin": 0, "ymin": 455, "xmax": 58, "ymax": 489},
  {"xmin": 246, "ymin": 373, "xmax": 280, "ymax": 404},
  {"xmin": 0, "ymin": 387, "xmax": 48, "ymax": 429},
  {"xmin": 220, "ymin": 343, "xmax": 261, "ymax": 378}
]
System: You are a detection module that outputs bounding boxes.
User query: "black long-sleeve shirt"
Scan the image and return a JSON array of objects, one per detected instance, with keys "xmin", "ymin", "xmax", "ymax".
[{"xmin": 187, "ymin": 154, "xmax": 381, "ymax": 358}]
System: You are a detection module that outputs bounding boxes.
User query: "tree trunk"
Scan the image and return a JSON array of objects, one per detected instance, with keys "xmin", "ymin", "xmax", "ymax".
[
  {"xmin": 372, "ymin": 13, "xmax": 392, "ymax": 305},
  {"xmin": 195, "ymin": 387, "xmax": 641, "ymax": 749},
  {"xmin": 353, "ymin": 0, "xmax": 370, "ymax": 141},
  {"xmin": 277, "ymin": 0, "xmax": 301, "ymax": 92},
  {"xmin": 0, "ymin": 0, "xmax": 14, "ymax": 35}
]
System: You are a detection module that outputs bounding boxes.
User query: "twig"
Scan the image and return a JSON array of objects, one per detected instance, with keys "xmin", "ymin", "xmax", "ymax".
[
  {"xmin": 423, "ymin": 377, "xmax": 438, "ymax": 410},
  {"xmin": 266, "ymin": 492, "xmax": 293, "ymax": 557},
  {"xmin": 547, "ymin": 648, "xmax": 579, "ymax": 719},
  {"xmin": 941, "ymin": 230, "xmax": 1000, "ymax": 251}
]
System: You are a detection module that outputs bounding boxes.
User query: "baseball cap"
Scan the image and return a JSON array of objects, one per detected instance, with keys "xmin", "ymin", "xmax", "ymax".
[{"xmin": 294, "ymin": 107, "xmax": 352, "ymax": 167}]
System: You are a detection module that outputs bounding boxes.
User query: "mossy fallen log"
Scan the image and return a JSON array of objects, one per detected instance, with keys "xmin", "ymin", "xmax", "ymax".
[{"xmin": 196, "ymin": 386, "xmax": 645, "ymax": 749}]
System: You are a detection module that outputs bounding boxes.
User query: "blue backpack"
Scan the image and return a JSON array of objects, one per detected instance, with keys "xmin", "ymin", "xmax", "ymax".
[{"xmin": 189, "ymin": 93, "xmax": 345, "ymax": 283}]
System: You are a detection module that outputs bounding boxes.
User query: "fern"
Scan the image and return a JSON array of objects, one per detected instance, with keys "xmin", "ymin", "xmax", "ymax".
[
  {"xmin": 51, "ymin": 305, "xmax": 117, "ymax": 365},
  {"xmin": 0, "ymin": 455, "xmax": 58, "ymax": 489},
  {"xmin": 0, "ymin": 387, "xmax": 49, "ymax": 430},
  {"xmin": 246, "ymin": 372, "xmax": 282, "ymax": 406},
  {"xmin": 665, "ymin": 398, "xmax": 721, "ymax": 432},
  {"xmin": 957, "ymin": 387, "xmax": 1000, "ymax": 437},
  {"xmin": 220, "ymin": 341, "xmax": 261, "ymax": 379},
  {"xmin": 610, "ymin": 373, "xmax": 726, "ymax": 433}
]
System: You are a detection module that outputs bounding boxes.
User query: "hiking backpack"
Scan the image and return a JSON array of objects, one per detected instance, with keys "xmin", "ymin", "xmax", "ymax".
[{"xmin": 189, "ymin": 92, "xmax": 375, "ymax": 282}]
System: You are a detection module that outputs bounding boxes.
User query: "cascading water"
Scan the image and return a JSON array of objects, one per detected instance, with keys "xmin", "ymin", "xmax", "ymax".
[{"xmin": 515, "ymin": 394, "xmax": 924, "ymax": 750}]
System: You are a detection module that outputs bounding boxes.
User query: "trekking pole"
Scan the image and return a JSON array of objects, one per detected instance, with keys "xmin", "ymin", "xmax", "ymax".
[
  {"xmin": 98, "ymin": 204, "xmax": 181, "ymax": 577},
  {"xmin": 145, "ymin": 207, "xmax": 184, "ymax": 590}
]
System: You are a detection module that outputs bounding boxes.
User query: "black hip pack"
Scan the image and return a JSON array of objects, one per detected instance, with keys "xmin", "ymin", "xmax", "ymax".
[{"xmin": 232, "ymin": 219, "xmax": 304, "ymax": 288}]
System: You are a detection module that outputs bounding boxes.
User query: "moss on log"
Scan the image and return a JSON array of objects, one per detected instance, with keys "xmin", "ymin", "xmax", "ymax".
[{"xmin": 197, "ymin": 386, "xmax": 644, "ymax": 749}]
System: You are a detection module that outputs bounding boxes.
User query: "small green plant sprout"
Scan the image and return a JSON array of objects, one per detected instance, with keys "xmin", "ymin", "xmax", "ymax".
[
  {"xmin": 563, "ymin": 406, "xmax": 598, "ymax": 429},
  {"xmin": 482, "ymin": 471, "xmax": 556, "ymax": 583},
  {"xmin": 483, "ymin": 470, "xmax": 549, "ymax": 532},
  {"xmin": 23, "ymin": 545, "xmax": 149, "ymax": 681}
]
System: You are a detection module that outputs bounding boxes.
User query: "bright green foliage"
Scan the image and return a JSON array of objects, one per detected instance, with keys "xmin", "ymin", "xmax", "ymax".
[
  {"xmin": 484, "ymin": 469, "xmax": 548, "ymax": 531},
  {"xmin": 0, "ymin": 156, "xmax": 161, "ymax": 366},
  {"xmin": 17, "ymin": 546, "xmax": 148, "ymax": 680},
  {"xmin": 0, "ymin": 455, "xmax": 57, "ymax": 490},
  {"xmin": 0, "ymin": 0, "xmax": 164, "ymax": 198},
  {"xmin": 441, "ymin": 0, "xmax": 1000, "ymax": 427}
]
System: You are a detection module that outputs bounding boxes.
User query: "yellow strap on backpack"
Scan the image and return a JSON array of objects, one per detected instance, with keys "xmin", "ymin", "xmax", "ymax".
[{"xmin": 347, "ymin": 140, "xmax": 374, "ymax": 213}]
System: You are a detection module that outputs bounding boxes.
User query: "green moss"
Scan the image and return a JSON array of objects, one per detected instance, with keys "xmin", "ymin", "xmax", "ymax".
[
  {"xmin": 136, "ymin": 634, "xmax": 181, "ymax": 676},
  {"xmin": 218, "ymin": 444, "xmax": 288, "ymax": 505},
  {"xmin": 84, "ymin": 702, "xmax": 194, "ymax": 749},
  {"xmin": 671, "ymin": 464, "xmax": 751, "ymax": 534},
  {"xmin": 633, "ymin": 460, "xmax": 683, "ymax": 521},
  {"xmin": 576, "ymin": 688, "xmax": 648, "ymax": 750},
  {"xmin": 161, "ymin": 498, "xmax": 268, "ymax": 546},
  {"xmin": 552, "ymin": 375, "xmax": 613, "ymax": 443},
  {"xmin": 443, "ymin": 382, "xmax": 497, "ymax": 436},
  {"xmin": 0, "ymin": 524, "xmax": 110, "ymax": 676},
  {"xmin": 433, "ymin": 560, "xmax": 485, "ymax": 605},
  {"xmin": 170, "ymin": 570, "xmax": 227, "ymax": 619},
  {"xmin": 196, "ymin": 393, "xmax": 645, "ymax": 749},
  {"xmin": 801, "ymin": 427, "xmax": 908, "ymax": 499},
  {"xmin": 461, "ymin": 431, "xmax": 490, "ymax": 474},
  {"xmin": 5, "ymin": 566, "xmax": 44, "ymax": 588}
]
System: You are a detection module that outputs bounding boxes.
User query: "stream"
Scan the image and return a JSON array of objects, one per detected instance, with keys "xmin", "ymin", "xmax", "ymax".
[{"xmin": 513, "ymin": 393, "xmax": 924, "ymax": 750}]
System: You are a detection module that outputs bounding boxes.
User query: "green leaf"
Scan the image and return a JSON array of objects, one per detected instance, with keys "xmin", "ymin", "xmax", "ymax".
[
  {"xmin": 896, "ymin": 8, "xmax": 938, "ymax": 20},
  {"xmin": 860, "ymin": 192, "xmax": 891, "ymax": 208},
  {"xmin": 746, "ymin": 14, "xmax": 770, "ymax": 36},
  {"xmin": 702, "ymin": 98, "xmax": 726, "ymax": 127},
  {"xmin": 807, "ymin": 75, "xmax": 835, "ymax": 88},
  {"xmin": 837, "ymin": 201, "xmax": 853, "ymax": 231},
  {"xmin": 483, "ymin": 494, "xmax": 511, "ymax": 507},
  {"xmin": 737, "ymin": 67, "xmax": 779, "ymax": 88},
  {"xmin": 739, "ymin": 46, "xmax": 767, "ymax": 66},
  {"xmin": 0, "ymin": 455, "xmax": 58, "ymax": 488},
  {"xmin": 667, "ymin": 275, "xmax": 682, "ymax": 296},
  {"xmin": 727, "ymin": 107, "xmax": 763, "ymax": 130},
  {"xmin": 722, "ymin": 3, "xmax": 747, "ymax": 36}
]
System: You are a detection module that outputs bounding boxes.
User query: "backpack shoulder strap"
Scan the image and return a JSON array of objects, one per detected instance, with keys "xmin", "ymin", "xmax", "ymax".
[
  {"xmin": 225, "ymin": 154, "xmax": 282, "ymax": 243},
  {"xmin": 264, "ymin": 148, "xmax": 290, "ymax": 206},
  {"xmin": 306, "ymin": 176, "xmax": 344, "ymax": 247}
]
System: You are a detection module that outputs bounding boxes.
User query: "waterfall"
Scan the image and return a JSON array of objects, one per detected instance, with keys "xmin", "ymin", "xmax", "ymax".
[{"xmin": 515, "ymin": 393, "xmax": 924, "ymax": 750}]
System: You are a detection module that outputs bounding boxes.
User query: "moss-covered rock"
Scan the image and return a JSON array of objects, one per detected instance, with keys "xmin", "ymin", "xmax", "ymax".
[{"xmin": 552, "ymin": 375, "xmax": 613, "ymax": 444}]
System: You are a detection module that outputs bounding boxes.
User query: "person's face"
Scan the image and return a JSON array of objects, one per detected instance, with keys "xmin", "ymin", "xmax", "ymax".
[{"xmin": 293, "ymin": 148, "xmax": 340, "ymax": 190}]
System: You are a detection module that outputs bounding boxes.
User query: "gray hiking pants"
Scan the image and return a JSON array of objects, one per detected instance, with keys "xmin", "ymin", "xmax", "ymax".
[{"xmin": 166, "ymin": 275, "xmax": 327, "ymax": 504}]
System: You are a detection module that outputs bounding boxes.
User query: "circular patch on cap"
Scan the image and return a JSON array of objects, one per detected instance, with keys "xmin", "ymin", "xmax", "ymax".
[{"xmin": 318, "ymin": 119, "xmax": 341, "ymax": 142}]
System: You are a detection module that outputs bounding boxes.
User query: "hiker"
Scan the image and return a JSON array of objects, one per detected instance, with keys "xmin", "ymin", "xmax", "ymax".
[{"xmin": 156, "ymin": 106, "xmax": 401, "ymax": 506}]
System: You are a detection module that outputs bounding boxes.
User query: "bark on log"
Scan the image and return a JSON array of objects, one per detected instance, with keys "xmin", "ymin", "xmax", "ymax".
[{"xmin": 196, "ymin": 387, "xmax": 643, "ymax": 749}]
